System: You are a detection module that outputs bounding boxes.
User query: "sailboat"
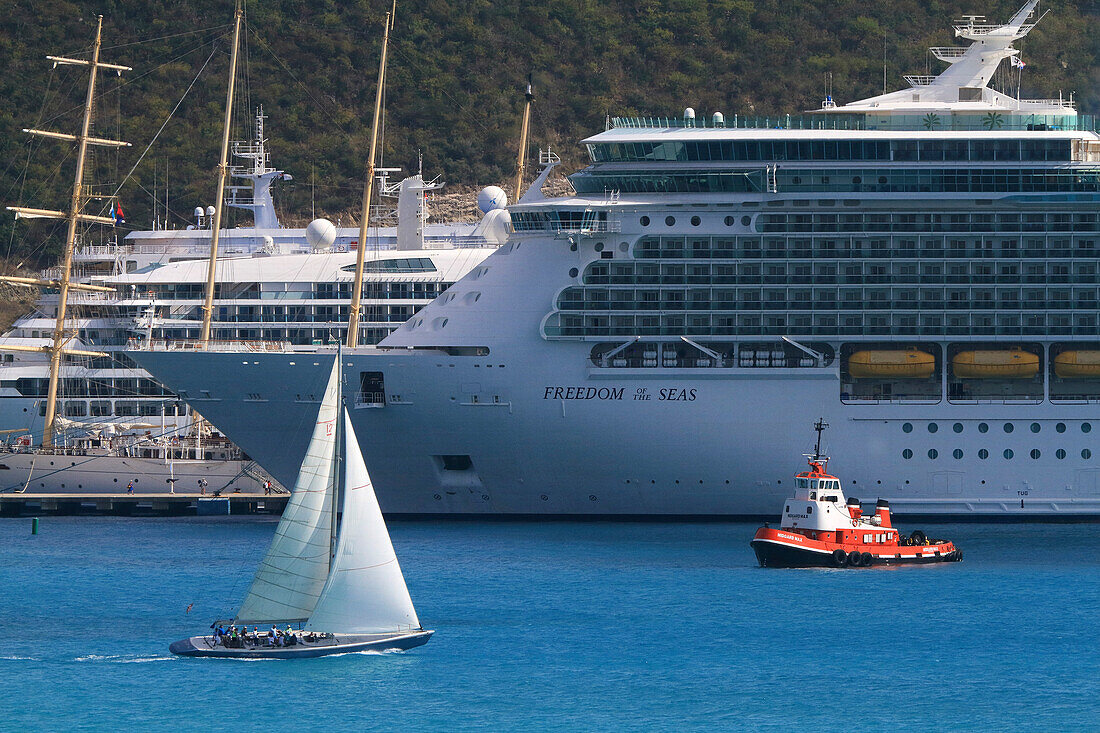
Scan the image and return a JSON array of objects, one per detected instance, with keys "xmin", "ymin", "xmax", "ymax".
[{"xmin": 169, "ymin": 353, "xmax": 432, "ymax": 658}]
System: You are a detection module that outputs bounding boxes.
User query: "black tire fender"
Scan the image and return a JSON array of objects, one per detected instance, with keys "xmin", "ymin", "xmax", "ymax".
[
  {"xmin": 847, "ymin": 550, "xmax": 862, "ymax": 566},
  {"xmin": 860, "ymin": 552, "xmax": 874, "ymax": 567},
  {"xmin": 832, "ymin": 548, "xmax": 847, "ymax": 567}
]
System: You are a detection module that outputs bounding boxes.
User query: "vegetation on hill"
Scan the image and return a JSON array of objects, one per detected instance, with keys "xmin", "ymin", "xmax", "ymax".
[{"xmin": 1, "ymin": 0, "xmax": 1096, "ymax": 265}]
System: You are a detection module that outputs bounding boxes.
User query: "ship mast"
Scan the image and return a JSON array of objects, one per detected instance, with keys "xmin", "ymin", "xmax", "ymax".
[
  {"xmin": 347, "ymin": 3, "xmax": 395, "ymax": 349},
  {"xmin": 513, "ymin": 75, "xmax": 534, "ymax": 201},
  {"xmin": 2, "ymin": 16, "xmax": 129, "ymax": 448},
  {"xmin": 199, "ymin": 4, "xmax": 244, "ymax": 345}
]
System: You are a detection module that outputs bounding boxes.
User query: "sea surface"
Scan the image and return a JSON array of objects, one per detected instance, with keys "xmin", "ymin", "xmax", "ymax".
[{"xmin": 1, "ymin": 517, "xmax": 1097, "ymax": 732}]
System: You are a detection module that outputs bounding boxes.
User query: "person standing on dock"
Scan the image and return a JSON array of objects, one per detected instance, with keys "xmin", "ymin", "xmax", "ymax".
[{"xmin": 126, "ymin": 480, "xmax": 134, "ymax": 495}]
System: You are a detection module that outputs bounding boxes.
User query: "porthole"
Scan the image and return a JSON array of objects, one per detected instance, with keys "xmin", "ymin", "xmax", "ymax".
[
  {"xmin": 1083, "ymin": 423, "xmax": 1093, "ymax": 434},
  {"xmin": 978, "ymin": 449, "xmax": 989, "ymax": 459},
  {"xmin": 927, "ymin": 423, "xmax": 938, "ymax": 434},
  {"xmin": 928, "ymin": 449, "xmax": 938, "ymax": 459},
  {"xmin": 724, "ymin": 215, "xmax": 735, "ymax": 226},
  {"xmin": 740, "ymin": 215, "xmax": 751, "ymax": 226},
  {"xmin": 1030, "ymin": 422, "xmax": 1041, "ymax": 433},
  {"xmin": 1056, "ymin": 449, "xmax": 1066, "ymax": 459},
  {"xmin": 569, "ymin": 268, "xmax": 578, "ymax": 278},
  {"xmin": 1030, "ymin": 449, "xmax": 1041, "ymax": 459},
  {"xmin": 852, "ymin": 176, "xmax": 862, "ymax": 184},
  {"xmin": 619, "ymin": 242, "xmax": 629, "ymax": 252},
  {"xmin": 953, "ymin": 423, "xmax": 963, "ymax": 433},
  {"xmin": 878, "ymin": 176, "xmax": 887, "ymax": 184},
  {"xmin": 902, "ymin": 422, "xmax": 913, "ymax": 433},
  {"xmin": 1056, "ymin": 423, "xmax": 1067, "ymax": 433},
  {"xmin": 902, "ymin": 449, "xmax": 913, "ymax": 459},
  {"xmin": 594, "ymin": 242, "xmax": 604, "ymax": 252},
  {"xmin": 665, "ymin": 215, "xmax": 675, "ymax": 226},
  {"xmin": 1004, "ymin": 423, "xmax": 1014, "ymax": 434},
  {"xmin": 690, "ymin": 216, "xmax": 701, "ymax": 227},
  {"xmin": 569, "ymin": 242, "xmax": 578, "ymax": 251},
  {"xmin": 640, "ymin": 216, "xmax": 650, "ymax": 226},
  {"xmin": 1084, "ymin": 449, "xmax": 1093, "ymax": 460},
  {"xmin": 953, "ymin": 449, "xmax": 964, "ymax": 459},
  {"xmin": 978, "ymin": 422, "xmax": 989, "ymax": 433},
  {"xmin": 1004, "ymin": 449, "xmax": 1014, "ymax": 459}
]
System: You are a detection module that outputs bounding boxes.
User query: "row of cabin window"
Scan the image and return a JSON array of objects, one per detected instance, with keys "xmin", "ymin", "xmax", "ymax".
[
  {"xmin": 587, "ymin": 139, "xmax": 1072, "ymax": 164},
  {"xmin": 569, "ymin": 168, "xmax": 1100, "ymax": 195},
  {"xmin": 903, "ymin": 448, "xmax": 1091, "ymax": 460},
  {"xmin": 544, "ymin": 312, "xmax": 1099, "ymax": 338}
]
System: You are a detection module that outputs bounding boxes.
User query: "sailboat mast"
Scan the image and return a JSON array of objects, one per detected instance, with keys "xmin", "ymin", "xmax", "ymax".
[
  {"xmin": 512, "ymin": 75, "xmax": 534, "ymax": 202},
  {"xmin": 330, "ymin": 348, "xmax": 344, "ymax": 566},
  {"xmin": 43, "ymin": 18, "xmax": 104, "ymax": 449},
  {"xmin": 346, "ymin": 6, "xmax": 394, "ymax": 349},
  {"xmin": 199, "ymin": 5, "xmax": 244, "ymax": 345}
]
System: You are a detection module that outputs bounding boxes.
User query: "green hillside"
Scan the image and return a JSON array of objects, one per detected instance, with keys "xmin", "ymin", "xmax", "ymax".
[{"xmin": 1, "ymin": 0, "xmax": 1097, "ymax": 264}]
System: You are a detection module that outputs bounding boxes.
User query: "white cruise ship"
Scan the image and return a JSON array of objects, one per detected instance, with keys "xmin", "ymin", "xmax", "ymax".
[{"xmin": 134, "ymin": 2, "xmax": 1100, "ymax": 517}]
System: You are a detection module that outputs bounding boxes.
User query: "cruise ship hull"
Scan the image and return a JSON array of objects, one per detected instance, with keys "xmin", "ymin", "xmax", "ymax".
[{"xmin": 132, "ymin": 348, "xmax": 1100, "ymax": 517}]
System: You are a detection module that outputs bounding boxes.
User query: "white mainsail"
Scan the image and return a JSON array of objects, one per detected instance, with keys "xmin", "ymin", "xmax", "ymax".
[
  {"xmin": 305, "ymin": 410, "xmax": 421, "ymax": 633},
  {"xmin": 234, "ymin": 357, "xmax": 340, "ymax": 624}
]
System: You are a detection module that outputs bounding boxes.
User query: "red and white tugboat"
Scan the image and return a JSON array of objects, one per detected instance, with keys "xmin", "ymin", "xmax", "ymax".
[{"xmin": 751, "ymin": 420, "xmax": 963, "ymax": 568}]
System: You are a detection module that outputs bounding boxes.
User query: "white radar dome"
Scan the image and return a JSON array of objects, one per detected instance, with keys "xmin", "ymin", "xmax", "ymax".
[
  {"xmin": 479, "ymin": 207, "xmax": 513, "ymax": 247},
  {"xmin": 477, "ymin": 185, "xmax": 508, "ymax": 213},
  {"xmin": 305, "ymin": 218, "xmax": 337, "ymax": 250}
]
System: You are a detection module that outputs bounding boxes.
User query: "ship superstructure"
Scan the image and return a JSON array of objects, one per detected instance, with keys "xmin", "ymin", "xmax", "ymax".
[{"xmin": 135, "ymin": 2, "xmax": 1100, "ymax": 517}]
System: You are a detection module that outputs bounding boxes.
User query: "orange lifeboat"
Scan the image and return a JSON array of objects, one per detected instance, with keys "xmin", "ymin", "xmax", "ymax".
[
  {"xmin": 952, "ymin": 347, "xmax": 1039, "ymax": 379},
  {"xmin": 848, "ymin": 348, "xmax": 935, "ymax": 379},
  {"xmin": 1054, "ymin": 350, "xmax": 1100, "ymax": 378}
]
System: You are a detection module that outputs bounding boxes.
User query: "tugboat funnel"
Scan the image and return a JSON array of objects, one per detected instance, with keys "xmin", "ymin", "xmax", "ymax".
[{"xmin": 875, "ymin": 499, "xmax": 893, "ymax": 529}]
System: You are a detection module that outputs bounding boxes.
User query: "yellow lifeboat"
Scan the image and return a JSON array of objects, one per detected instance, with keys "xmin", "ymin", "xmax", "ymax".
[
  {"xmin": 848, "ymin": 348, "xmax": 935, "ymax": 379},
  {"xmin": 1054, "ymin": 350, "xmax": 1100, "ymax": 378},
  {"xmin": 952, "ymin": 348, "xmax": 1039, "ymax": 379}
]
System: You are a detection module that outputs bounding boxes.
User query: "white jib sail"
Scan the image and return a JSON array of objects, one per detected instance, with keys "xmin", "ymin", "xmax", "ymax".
[
  {"xmin": 235, "ymin": 357, "xmax": 340, "ymax": 624},
  {"xmin": 306, "ymin": 410, "xmax": 421, "ymax": 633}
]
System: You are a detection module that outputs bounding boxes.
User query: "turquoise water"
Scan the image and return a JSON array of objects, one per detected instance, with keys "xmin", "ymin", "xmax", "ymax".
[{"xmin": 1, "ymin": 517, "xmax": 1097, "ymax": 731}]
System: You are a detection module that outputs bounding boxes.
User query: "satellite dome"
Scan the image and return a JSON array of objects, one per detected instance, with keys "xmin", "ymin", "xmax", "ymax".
[
  {"xmin": 479, "ymin": 208, "xmax": 513, "ymax": 247},
  {"xmin": 477, "ymin": 185, "xmax": 508, "ymax": 213},
  {"xmin": 305, "ymin": 218, "xmax": 337, "ymax": 250},
  {"xmin": 193, "ymin": 207, "xmax": 204, "ymax": 218},
  {"xmin": 205, "ymin": 205, "xmax": 216, "ymax": 217}
]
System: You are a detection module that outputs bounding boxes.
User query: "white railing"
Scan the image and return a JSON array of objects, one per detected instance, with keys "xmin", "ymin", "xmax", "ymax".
[
  {"xmin": 903, "ymin": 75, "xmax": 937, "ymax": 87},
  {"xmin": 136, "ymin": 338, "xmax": 293, "ymax": 353}
]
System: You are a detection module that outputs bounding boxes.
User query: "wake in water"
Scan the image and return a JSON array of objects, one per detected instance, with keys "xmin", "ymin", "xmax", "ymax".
[{"xmin": 74, "ymin": 654, "xmax": 176, "ymax": 664}]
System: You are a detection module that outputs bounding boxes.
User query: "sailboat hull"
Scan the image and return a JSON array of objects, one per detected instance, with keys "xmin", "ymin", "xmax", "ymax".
[{"xmin": 169, "ymin": 630, "xmax": 432, "ymax": 659}]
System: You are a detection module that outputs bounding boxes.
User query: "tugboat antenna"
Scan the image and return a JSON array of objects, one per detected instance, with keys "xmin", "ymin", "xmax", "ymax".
[{"xmin": 813, "ymin": 418, "xmax": 829, "ymax": 462}]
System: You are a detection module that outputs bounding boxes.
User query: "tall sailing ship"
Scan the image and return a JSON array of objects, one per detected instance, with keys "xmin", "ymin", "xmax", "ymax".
[
  {"xmin": 135, "ymin": 1, "xmax": 1100, "ymax": 517},
  {"xmin": 0, "ymin": 14, "xmax": 500, "ymax": 495}
]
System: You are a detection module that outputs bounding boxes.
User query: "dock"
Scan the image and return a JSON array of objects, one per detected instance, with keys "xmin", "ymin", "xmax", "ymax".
[{"xmin": 0, "ymin": 492, "xmax": 288, "ymax": 517}]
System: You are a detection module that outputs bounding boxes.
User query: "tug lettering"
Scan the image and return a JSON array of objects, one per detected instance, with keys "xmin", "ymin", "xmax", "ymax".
[{"xmin": 543, "ymin": 386, "xmax": 625, "ymax": 401}]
